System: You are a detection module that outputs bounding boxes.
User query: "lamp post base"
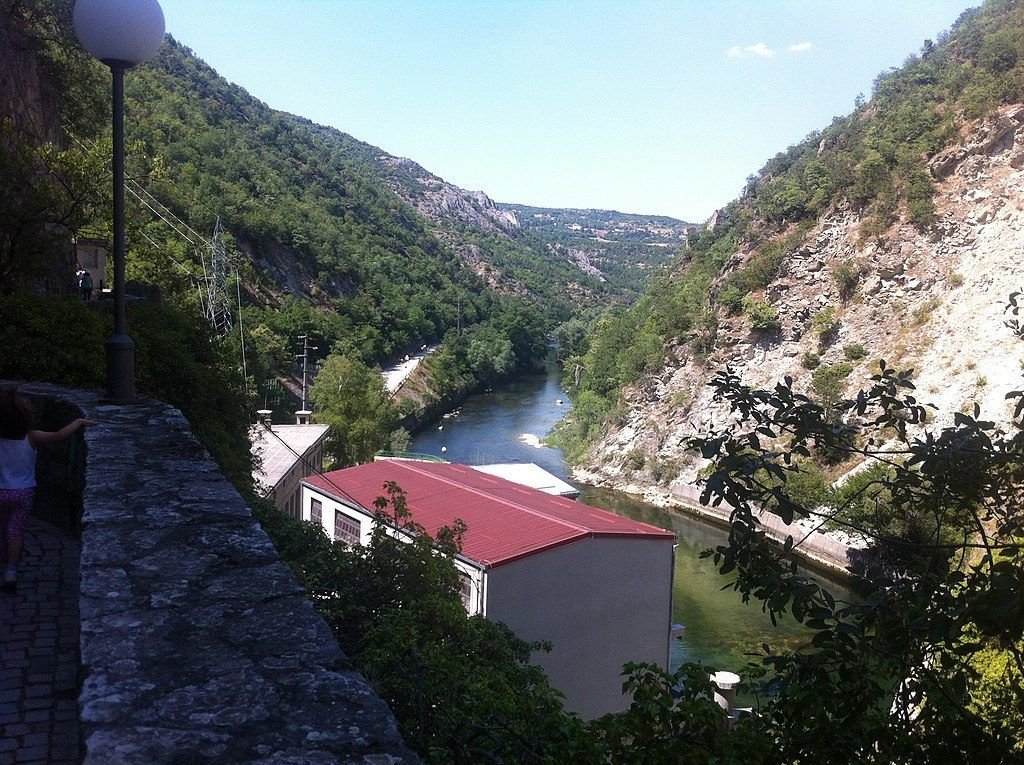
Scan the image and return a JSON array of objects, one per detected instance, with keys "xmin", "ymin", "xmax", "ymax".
[{"xmin": 105, "ymin": 333, "xmax": 136, "ymax": 402}]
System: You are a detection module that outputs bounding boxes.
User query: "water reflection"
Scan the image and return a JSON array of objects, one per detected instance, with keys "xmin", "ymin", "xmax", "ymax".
[{"xmin": 579, "ymin": 486, "xmax": 853, "ymax": 672}]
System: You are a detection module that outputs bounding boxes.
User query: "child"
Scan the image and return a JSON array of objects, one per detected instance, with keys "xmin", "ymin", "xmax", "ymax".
[{"xmin": 0, "ymin": 388, "xmax": 98, "ymax": 593}]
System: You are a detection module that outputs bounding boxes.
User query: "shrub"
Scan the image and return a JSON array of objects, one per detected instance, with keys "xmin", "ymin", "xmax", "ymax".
[
  {"xmin": 717, "ymin": 284, "xmax": 745, "ymax": 315},
  {"xmin": 743, "ymin": 298, "xmax": 781, "ymax": 331},
  {"xmin": 913, "ymin": 298, "xmax": 941, "ymax": 325},
  {"xmin": 843, "ymin": 343, "xmax": 868, "ymax": 361},
  {"xmin": 812, "ymin": 306, "xmax": 837, "ymax": 335},
  {"xmin": 0, "ymin": 294, "xmax": 254, "ymax": 489},
  {"xmin": 627, "ymin": 449, "xmax": 646, "ymax": 471},
  {"xmin": 802, "ymin": 351, "xmax": 821, "ymax": 369},
  {"xmin": 812, "ymin": 362, "xmax": 853, "ymax": 412},
  {"xmin": 832, "ymin": 260, "xmax": 861, "ymax": 300}
]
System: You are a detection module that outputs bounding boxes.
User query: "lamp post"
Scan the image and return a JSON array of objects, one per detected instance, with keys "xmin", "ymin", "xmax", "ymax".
[{"xmin": 73, "ymin": 0, "xmax": 165, "ymax": 401}]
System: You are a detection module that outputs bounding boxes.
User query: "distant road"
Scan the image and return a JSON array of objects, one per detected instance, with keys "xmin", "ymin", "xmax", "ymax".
[{"xmin": 382, "ymin": 344, "xmax": 439, "ymax": 394}]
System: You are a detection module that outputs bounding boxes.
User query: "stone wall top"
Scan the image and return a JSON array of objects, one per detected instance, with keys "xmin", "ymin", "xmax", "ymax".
[{"xmin": 8, "ymin": 381, "xmax": 418, "ymax": 764}]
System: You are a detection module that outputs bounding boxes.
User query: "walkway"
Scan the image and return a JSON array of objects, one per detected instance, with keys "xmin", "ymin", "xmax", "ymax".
[
  {"xmin": 382, "ymin": 344, "xmax": 439, "ymax": 395},
  {"xmin": 0, "ymin": 519, "xmax": 80, "ymax": 765}
]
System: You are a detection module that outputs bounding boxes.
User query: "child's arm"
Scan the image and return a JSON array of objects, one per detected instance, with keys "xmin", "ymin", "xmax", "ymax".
[{"xmin": 28, "ymin": 418, "xmax": 100, "ymax": 448}]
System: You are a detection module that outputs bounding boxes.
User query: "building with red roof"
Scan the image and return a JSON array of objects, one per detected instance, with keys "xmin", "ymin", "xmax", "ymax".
[{"xmin": 302, "ymin": 459, "xmax": 676, "ymax": 719}]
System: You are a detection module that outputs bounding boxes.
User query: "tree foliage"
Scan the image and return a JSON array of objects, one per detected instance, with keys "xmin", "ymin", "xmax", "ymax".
[
  {"xmin": 254, "ymin": 485, "xmax": 599, "ymax": 764},
  {"xmin": 685, "ymin": 338, "xmax": 1024, "ymax": 760},
  {"xmin": 309, "ymin": 352, "xmax": 397, "ymax": 467}
]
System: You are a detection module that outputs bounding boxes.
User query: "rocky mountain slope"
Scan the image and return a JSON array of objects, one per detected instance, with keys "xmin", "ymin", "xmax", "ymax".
[
  {"xmin": 503, "ymin": 204, "xmax": 692, "ymax": 300},
  {"xmin": 577, "ymin": 103, "xmax": 1024, "ymax": 499}
]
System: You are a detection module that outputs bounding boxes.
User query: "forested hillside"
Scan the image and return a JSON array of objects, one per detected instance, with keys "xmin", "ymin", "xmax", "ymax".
[
  {"xmin": 125, "ymin": 37, "xmax": 544, "ymax": 365},
  {"xmin": 503, "ymin": 203, "xmax": 690, "ymax": 301}
]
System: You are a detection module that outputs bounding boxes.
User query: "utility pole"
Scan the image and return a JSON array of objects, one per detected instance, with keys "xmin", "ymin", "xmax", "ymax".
[{"xmin": 295, "ymin": 334, "xmax": 318, "ymax": 411}]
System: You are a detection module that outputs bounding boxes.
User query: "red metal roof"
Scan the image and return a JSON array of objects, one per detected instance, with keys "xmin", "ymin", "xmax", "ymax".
[{"xmin": 303, "ymin": 460, "xmax": 675, "ymax": 568}]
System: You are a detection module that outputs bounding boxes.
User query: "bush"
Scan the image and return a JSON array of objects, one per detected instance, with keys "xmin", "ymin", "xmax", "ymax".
[
  {"xmin": 802, "ymin": 351, "xmax": 821, "ymax": 369},
  {"xmin": 0, "ymin": 294, "xmax": 254, "ymax": 489},
  {"xmin": 811, "ymin": 362, "xmax": 853, "ymax": 412},
  {"xmin": 0, "ymin": 294, "xmax": 105, "ymax": 387},
  {"xmin": 717, "ymin": 284, "xmax": 745, "ymax": 315},
  {"xmin": 832, "ymin": 260, "xmax": 861, "ymax": 300},
  {"xmin": 843, "ymin": 343, "xmax": 868, "ymax": 361},
  {"xmin": 811, "ymin": 306, "xmax": 837, "ymax": 335},
  {"xmin": 627, "ymin": 449, "xmax": 646, "ymax": 471},
  {"xmin": 743, "ymin": 298, "xmax": 781, "ymax": 331}
]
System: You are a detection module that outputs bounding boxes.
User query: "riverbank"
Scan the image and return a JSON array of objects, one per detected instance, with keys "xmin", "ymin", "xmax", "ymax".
[{"xmin": 572, "ymin": 468, "xmax": 858, "ymax": 579}]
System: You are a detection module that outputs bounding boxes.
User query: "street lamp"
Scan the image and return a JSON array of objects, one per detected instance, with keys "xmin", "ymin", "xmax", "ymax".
[{"xmin": 73, "ymin": 0, "xmax": 165, "ymax": 401}]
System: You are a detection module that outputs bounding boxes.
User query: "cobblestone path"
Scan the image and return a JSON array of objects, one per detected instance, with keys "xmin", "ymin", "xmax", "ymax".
[{"xmin": 0, "ymin": 519, "xmax": 80, "ymax": 765}]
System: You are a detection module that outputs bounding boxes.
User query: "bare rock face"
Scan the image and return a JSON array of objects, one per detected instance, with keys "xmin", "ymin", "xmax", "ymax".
[
  {"xmin": 929, "ymin": 106, "xmax": 1024, "ymax": 179},
  {"xmin": 578, "ymin": 104, "xmax": 1024, "ymax": 496},
  {"xmin": 379, "ymin": 156, "xmax": 520, "ymax": 234}
]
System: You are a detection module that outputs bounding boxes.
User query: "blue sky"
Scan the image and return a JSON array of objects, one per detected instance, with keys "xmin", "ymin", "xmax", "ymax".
[{"xmin": 155, "ymin": 1, "xmax": 977, "ymax": 222}]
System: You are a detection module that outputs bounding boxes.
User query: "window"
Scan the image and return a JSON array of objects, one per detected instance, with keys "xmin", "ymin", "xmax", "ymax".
[
  {"xmin": 310, "ymin": 498, "xmax": 322, "ymax": 525},
  {"xmin": 459, "ymin": 573, "xmax": 473, "ymax": 612},
  {"xmin": 334, "ymin": 512, "xmax": 361, "ymax": 545}
]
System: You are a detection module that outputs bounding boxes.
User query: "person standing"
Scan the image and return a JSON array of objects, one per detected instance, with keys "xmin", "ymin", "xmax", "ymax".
[
  {"xmin": 80, "ymin": 270, "xmax": 94, "ymax": 300},
  {"xmin": 0, "ymin": 389, "xmax": 97, "ymax": 593}
]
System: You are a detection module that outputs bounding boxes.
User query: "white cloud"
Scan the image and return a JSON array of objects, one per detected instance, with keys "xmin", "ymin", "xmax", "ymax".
[
  {"xmin": 725, "ymin": 43, "xmax": 776, "ymax": 59},
  {"xmin": 788, "ymin": 42, "xmax": 813, "ymax": 53}
]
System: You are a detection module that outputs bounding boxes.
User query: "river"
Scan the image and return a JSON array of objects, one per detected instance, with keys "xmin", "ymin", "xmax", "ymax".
[{"xmin": 410, "ymin": 353, "xmax": 854, "ymax": 674}]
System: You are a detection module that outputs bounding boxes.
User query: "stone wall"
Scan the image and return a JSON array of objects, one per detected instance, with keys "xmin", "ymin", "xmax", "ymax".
[{"xmin": 6, "ymin": 381, "xmax": 419, "ymax": 764}]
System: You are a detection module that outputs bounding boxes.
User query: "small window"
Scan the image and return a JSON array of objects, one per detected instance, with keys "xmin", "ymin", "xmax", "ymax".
[
  {"xmin": 334, "ymin": 512, "xmax": 361, "ymax": 545},
  {"xmin": 310, "ymin": 498, "xmax": 322, "ymax": 525},
  {"xmin": 459, "ymin": 573, "xmax": 473, "ymax": 612}
]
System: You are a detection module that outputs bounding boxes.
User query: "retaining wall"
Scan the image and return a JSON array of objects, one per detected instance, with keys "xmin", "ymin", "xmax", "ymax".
[{"xmin": 5, "ymin": 381, "xmax": 418, "ymax": 764}]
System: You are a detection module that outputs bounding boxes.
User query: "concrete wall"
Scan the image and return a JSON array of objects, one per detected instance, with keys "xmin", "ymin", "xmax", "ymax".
[{"xmin": 485, "ymin": 536, "xmax": 675, "ymax": 720}]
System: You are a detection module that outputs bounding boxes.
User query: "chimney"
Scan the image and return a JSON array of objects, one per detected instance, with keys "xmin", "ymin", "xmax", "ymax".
[
  {"xmin": 256, "ymin": 409, "xmax": 272, "ymax": 426},
  {"xmin": 295, "ymin": 409, "xmax": 312, "ymax": 425},
  {"xmin": 710, "ymin": 671, "xmax": 743, "ymax": 729}
]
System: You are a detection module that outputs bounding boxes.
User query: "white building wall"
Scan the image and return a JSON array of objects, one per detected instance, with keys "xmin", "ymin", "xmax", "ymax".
[
  {"xmin": 484, "ymin": 536, "xmax": 674, "ymax": 720},
  {"xmin": 300, "ymin": 485, "xmax": 486, "ymax": 614}
]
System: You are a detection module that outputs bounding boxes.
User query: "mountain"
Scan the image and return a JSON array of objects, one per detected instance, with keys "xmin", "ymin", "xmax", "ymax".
[
  {"xmin": 500, "ymin": 205, "xmax": 692, "ymax": 301},
  {"xmin": 559, "ymin": 0, "xmax": 1024, "ymax": 494},
  {"xmin": 123, "ymin": 38, "xmax": 667, "ymax": 344}
]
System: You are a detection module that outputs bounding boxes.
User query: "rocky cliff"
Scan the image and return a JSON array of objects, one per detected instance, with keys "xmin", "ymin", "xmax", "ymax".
[
  {"xmin": 378, "ymin": 155, "xmax": 520, "ymax": 234},
  {"xmin": 577, "ymin": 104, "xmax": 1024, "ymax": 498}
]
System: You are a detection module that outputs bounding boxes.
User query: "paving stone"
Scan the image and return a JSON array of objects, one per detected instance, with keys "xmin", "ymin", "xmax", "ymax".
[
  {"xmin": 0, "ymin": 521, "xmax": 81, "ymax": 765},
  {"xmin": 13, "ymin": 745, "xmax": 47, "ymax": 762}
]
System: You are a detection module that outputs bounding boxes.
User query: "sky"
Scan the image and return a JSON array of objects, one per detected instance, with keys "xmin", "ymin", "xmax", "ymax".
[{"xmin": 154, "ymin": 0, "xmax": 978, "ymax": 223}]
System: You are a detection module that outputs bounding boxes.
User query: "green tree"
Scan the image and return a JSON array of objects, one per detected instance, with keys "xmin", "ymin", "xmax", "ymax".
[
  {"xmin": 811, "ymin": 361, "xmax": 853, "ymax": 414},
  {"xmin": 255, "ymin": 485, "xmax": 598, "ymax": 764},
  {"xmin": 688, "ymin": 344, "xmax": 1024, "ymax": 760},
  {"xmin": 466, "ymin": 324, "xmax": 515, "ymax": 383},
  {"xmin": 310, "ymin": 352, "xmax": 397, "ymax": 466}
]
